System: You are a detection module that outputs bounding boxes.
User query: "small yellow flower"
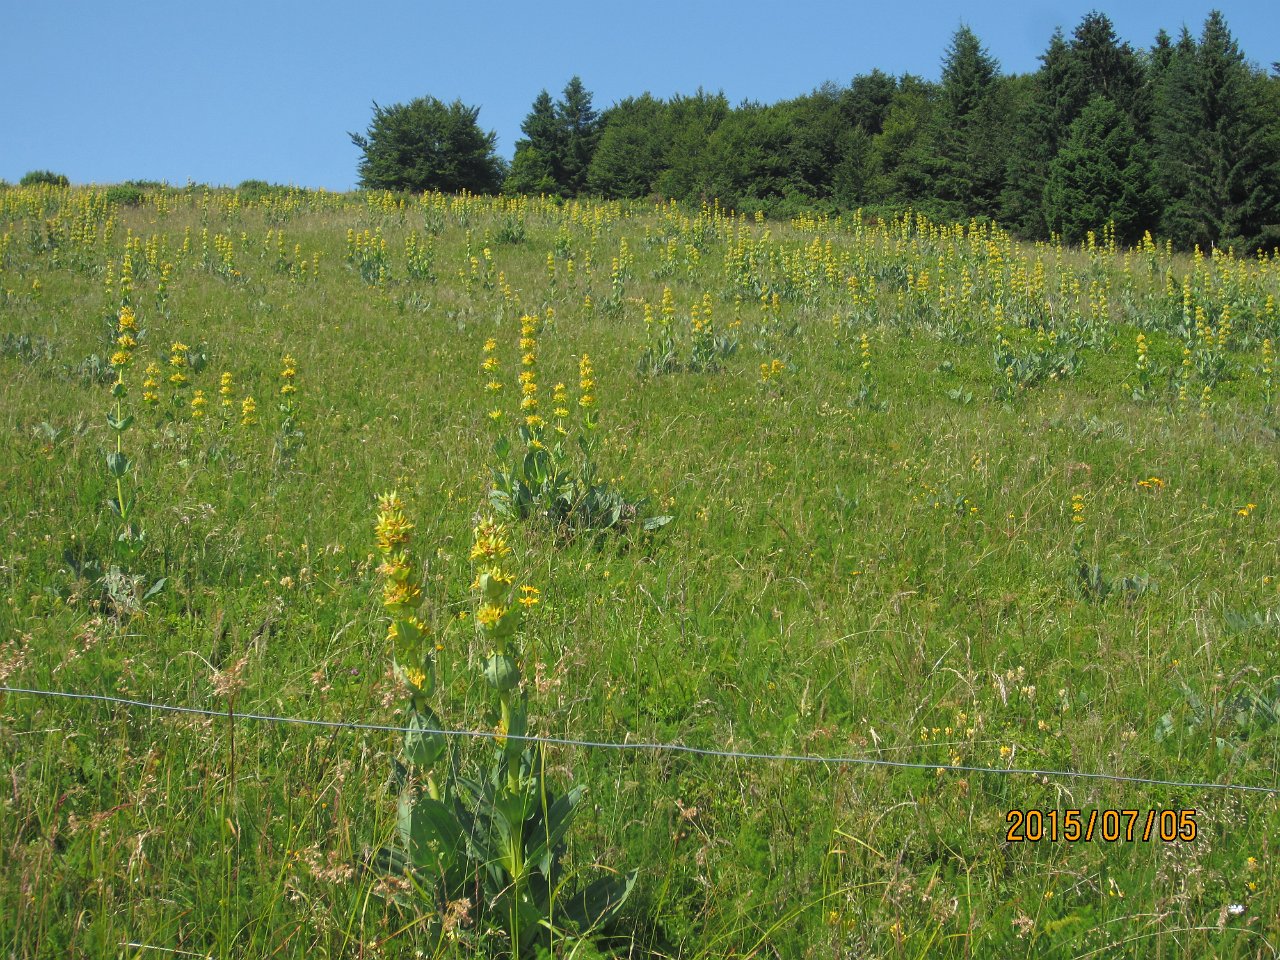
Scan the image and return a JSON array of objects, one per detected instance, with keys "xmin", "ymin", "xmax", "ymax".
[{"xmin": 518, "ymin": 585, "xmax": 540, "ymax": 608}]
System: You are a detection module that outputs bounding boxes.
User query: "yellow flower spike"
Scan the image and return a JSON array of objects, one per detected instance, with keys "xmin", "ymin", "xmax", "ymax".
[
  {"xmin": 191, "ymin": 390, "xmax": 207, "ymax": 418},
  {"xmin": 517, "ymin": 585, "xmax": 540, "ymax": 608},
  {"xmin": 241, "ymin": 395, "xmax": 258, "ymax": 426},
  {"xmin": 374, "ymin": 509, "xmax": 414, "ymax": 554}
]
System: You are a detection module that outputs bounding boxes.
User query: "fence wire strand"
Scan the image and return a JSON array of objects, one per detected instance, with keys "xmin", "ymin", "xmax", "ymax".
[{"xmin": 2, "ymin": 684, "xmax": 1277, "ymax": 795}]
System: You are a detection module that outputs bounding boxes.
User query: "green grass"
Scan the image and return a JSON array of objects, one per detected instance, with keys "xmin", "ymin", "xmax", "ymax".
[{"xmin": 2, "ymin": 185, "xmax": 1280, "ymax": 957}]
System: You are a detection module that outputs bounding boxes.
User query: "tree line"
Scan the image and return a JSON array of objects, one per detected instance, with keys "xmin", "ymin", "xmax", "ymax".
[{"xmin": 350, "ymin": 11, "xmax": 1280, "ymax": 251}]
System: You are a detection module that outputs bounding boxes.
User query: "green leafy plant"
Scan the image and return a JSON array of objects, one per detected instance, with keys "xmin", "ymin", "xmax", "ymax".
[
  {"xmin": 485, "ymin": 324, "xmax": 670, "ymax": 535},
  {"xmin": 370, "ymin": 496, "xmax": 635, "ymax": 956}
]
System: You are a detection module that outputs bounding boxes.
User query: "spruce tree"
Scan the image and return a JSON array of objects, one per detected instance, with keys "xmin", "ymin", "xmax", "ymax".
[
  {"xmin": 1043, "ymin": 95, "xmax": 1157, "ymax": 244},
  {"xmin": 1063, "ymin": 12, "xmax": 1150, "ymax": 133},
  {"xmin": 927, "ymin": 26, "xmax": 1006, "ymax": 220},
  {"xmin": 1154, "ymin": 12, "xmax": 1280, "ymax": 250},
  {"xmin": 505, "ymin": 90, "xmax": 560, "ymax": 196},
  {"xmin": 1001, "ymin": 29, "xmax": 1072, "ymax": 236},
  {"xmin": 556, "ymin": 76, "xmax": 601, "ymax": 197}
]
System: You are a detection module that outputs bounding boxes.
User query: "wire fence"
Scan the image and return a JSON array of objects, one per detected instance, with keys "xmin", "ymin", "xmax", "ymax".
[{"xmin": 2, "ymin": 683, "xmax": 1278, "ymax": 795}]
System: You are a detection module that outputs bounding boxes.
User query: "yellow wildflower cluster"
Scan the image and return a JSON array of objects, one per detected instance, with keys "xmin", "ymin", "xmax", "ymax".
[
  {"xmin": 191, "ymin": 389, "xmax": 207, "ymax": 419},
  {"xmin": 280, "ymin": 354, "xmax": 297, "ymax": 396},
  {"xmin": 110, "ymin": 305, "xmax": 138, "ymax": 370},
  {"xmin": 553, "ymin": 382, "xmax": 570, "ymax": 435},
  {"xmin": 660, "ymin": 286, "xmax": 675, "ymax": 325},
  {"xmin": 142, "ymin": 363, "xmax": 160, "ymax": 404},
  {"xmin": 1070, "ymin": 493, "xmax": 1085, "ymax": 524},
  {"xmin": 1136, "ymin": 476, "xmax": 1165, "ymax": 491},
  {"xmin": 760, "ymin": 359, "xmax": 785, "ymax": 383},
  {"xmin": 169, "ymin": 342, "xmax": 189, "ymax": 386},
  {"xmin": 519, "ymin": 315, "xmax": 541, "ymax": 428},
  {"xmin": 579, "ymin": 353, "xmax": 595, "ymax": 409},
  {"xmin": 470, "ymin": 517, "xmax": 512, "ymax": 562},
  {"xmin": 241, "ymin": 395, "xmax": 257, "ymax": 426},
  {"xmin": 373, "ymin": 491, "xmax": 432, "ymax": 694},
  {"xmin": 219, "ymin": 371, "xmax": 234, "ymax": 410}
]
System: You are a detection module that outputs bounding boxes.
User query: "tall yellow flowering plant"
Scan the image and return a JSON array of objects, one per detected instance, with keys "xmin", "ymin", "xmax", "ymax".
[{"xmin": 370, "ymin": 496, "xmax": 635, "ymax": 955}]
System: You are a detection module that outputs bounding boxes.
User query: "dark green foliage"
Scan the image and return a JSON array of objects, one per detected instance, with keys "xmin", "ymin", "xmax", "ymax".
[
  {"xmin": 350, "ymin": 97, "xmax": 503, "ymax": 194},
  {"xmin": 507, "ymin": 78, "xmax": 601, "ymax": 198},
  {"xmin": 654, "ymin": 90, "xmax": 730, "ymax": 200},
  {"xmin": 505, "ymin": 91, "xmax": 561, "ymax": 196},
  {"xmin": 1153, "ymin": 12, "xmax": 1280, "ymax": 251},
  {"xmin": 104, "ymin": 184, "xmax": 146, "ymax": 207},
  {"xmin": 374, "ymin": 12, "xmax": 1278, "ymax": 248},
  {"xmin": 20, "ymin": 170, "xmax": 69, "ymax": 187},
  {"xmin": 925, "ymin": 26, "xmax": 1010, "ymax": 220},
  {"xmin": 867, "ymin": 75, "xmax": 938, "ymax": 207},
  {"xmin": 557, "ymin": 76, "xmax": 600, "ymax": 196},
  {"xmin": 1044, "ymin": 96, "xmax": 1158, "ymax": 244},
  {"xmin": 588, "ymin": 94, "xmax": 668, "ymax": 198}
]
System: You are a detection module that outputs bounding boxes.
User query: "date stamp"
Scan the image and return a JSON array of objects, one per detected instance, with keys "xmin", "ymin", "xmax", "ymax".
[{"xmin": 1006, "ymin": 809, "xmax": 1197, "ymax": 843}]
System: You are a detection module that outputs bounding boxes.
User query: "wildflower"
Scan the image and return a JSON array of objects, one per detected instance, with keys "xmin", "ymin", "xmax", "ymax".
[
  {"xmin": 191, "ymin": 389, "xmax": 207, "ymax": 418},
  {"xmin": 374, "ymin": 501, "xmax": 414, "ymax": 553},
  {"xmin": 476, "ymin": 603, "xmax": 506, "ymax": 628},
  {"xmin": 470, "ymin": 518, "xmax": 511, "ymax": 561},
  {"xmin": 169, "ymin": 342, "xmax": 189, "ymax": 386},
  {"xmin": 471, "ymin": 566, "xmax": 514, "ymax": 591},
  {"xmin": 579, "ymin": 354, "xmax": 596, "ymax": 409},
  {"xmin": 142, "ymin": 363, "xmax": 160, "ymax": 404},
  {"xmin": 517, "ymin": 585, "xmax": 540, "ymax": 608},
  {"xmin": 1070, "ymin": 493, "xmax": 1085, "ymax": 524},
  {"xmin": 219, "ymin": 371, "xmax": 234, "ymax": 408},
  {"xmin": 280, "ymin": 354, "xmax": 297, "ymax": 396},
  {"xmin": 382, "ymin": 576, "xmax": 422, "ymax": 612},
  {"xmin": 241, "ymin": 395, "xmax": 257, "ymax": 426}
]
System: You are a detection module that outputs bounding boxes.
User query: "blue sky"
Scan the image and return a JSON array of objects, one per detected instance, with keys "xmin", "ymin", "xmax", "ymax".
[{"xmin": 1, "ymin": 1, "xmax": 1275, "ymax": 190}]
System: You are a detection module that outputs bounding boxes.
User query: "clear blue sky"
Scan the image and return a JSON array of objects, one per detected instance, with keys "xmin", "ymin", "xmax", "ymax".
[{"xmin": 1, "ymin": 1, "xmax": 1275, "ymax": 191}]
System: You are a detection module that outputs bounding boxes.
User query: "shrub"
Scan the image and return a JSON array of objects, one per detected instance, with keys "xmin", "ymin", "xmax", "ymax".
[
  {"xmin": 20, "ymin": 170, "xmax": 70, "ymax": 187},
  {"xmin": 105, "ymin": 185, "xmax": 146, "ymax": 207}
]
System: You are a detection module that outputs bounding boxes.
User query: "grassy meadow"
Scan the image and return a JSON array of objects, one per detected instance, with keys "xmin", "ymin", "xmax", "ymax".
[{"xmin": 2, "ymin": 184, "xmax": 1280, "ymax": 958}]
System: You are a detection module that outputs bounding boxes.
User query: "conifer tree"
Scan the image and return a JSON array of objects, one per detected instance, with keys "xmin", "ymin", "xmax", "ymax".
[
  {"xmin": 505, "ymin": 90, "xmax": 560, "ymax": 196},
  {"xmin": 928, "ymin": 26, "xmax": 1007, "ymax": 220},
  {"xmin": 556, "ymin": 76, "xmax": 601, "ymax": 196},
  {"xmin": 1043, "ymin": 95, "xmax": 1157, "ymax": 244},
  {"xmin": 1154, "ymin": 12, "xmax": 1280, "ymax": 250}
]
